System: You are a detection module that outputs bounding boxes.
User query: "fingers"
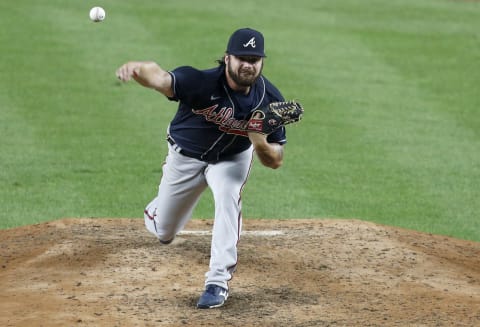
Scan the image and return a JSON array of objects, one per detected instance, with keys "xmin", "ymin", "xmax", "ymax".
[
  {"xmin": 115, "ymin": 64, "xmax": 130, "ymax": 82},
  {"xmin": 115, "ymin": 62, "xmax": 139, "ymax": 82}
]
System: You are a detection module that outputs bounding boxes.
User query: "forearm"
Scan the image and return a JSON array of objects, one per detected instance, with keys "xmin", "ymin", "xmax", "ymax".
[
  {"xmin": 248, "ymin": 132, "xmax": 284, "ymax": 169},
  {"xmin": 116, "ymin": 61, "xmax": 173, "ymax": 97}
]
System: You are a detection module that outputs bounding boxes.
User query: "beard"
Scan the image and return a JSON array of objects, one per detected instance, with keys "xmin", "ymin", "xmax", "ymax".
[{"xmin": 227, "ymin": 61, "xmax": 263, "ymax": 87}]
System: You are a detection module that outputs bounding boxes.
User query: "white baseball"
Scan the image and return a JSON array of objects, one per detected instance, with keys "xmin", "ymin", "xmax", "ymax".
[{"xmin": 89, "ymin": 7, "xmax": 106, "ymax": 22}]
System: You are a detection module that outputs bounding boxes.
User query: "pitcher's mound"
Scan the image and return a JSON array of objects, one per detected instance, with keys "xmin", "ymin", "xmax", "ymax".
[{"xmin": 1, "ymin": 218, "xmax": 479, "ymax": 326}]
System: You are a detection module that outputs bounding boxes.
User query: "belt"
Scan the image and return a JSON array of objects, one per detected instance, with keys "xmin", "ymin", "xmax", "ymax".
[{"xmin": 167, "ymin": 136, "xmax": 205, "ymax": 161}]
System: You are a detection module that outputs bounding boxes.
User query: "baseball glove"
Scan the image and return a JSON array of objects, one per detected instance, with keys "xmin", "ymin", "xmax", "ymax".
[{"xmin": 247, "ymin": 100, "xmax": 304, "ymax": 135}]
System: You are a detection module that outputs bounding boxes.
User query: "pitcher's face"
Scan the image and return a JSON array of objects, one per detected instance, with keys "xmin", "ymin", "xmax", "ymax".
[{"xmin": 226, "ymin": 55, "xmax": 264, "ymax": 88}]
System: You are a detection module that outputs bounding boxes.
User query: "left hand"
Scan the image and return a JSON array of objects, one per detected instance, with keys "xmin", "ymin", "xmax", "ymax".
[{"xmin": 246, "ymin": 100, "xmax": 304, "ymax": 135}]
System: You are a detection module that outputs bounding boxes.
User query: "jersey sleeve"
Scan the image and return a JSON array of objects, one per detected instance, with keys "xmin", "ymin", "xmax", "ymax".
[
  {"xmin": 167, "ymin": 66, "xmax": 205, "ymax": 104},
  {"xmin": 266, "ymin": 126, "xmax": 287, "ymax": 145}
]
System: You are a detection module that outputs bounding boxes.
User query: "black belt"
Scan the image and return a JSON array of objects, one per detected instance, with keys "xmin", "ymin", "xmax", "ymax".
[
  {"xmin": 166, "ymin": 136, "xmax": 246, "ymax": 163},
  {"xmin": 167, "ymin": 136, "xmax": 205, "ymax": 161}
]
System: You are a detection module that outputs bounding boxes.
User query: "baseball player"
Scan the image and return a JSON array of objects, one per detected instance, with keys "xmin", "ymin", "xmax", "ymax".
[{"xmin": 116, "ymin": 28, "xmax": 302, "ymax": 309}]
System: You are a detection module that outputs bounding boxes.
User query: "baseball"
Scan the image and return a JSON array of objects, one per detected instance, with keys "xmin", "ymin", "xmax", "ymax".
[{"xmin": 89, "ymin": 6, "xmax": 106, "ymax": 22}]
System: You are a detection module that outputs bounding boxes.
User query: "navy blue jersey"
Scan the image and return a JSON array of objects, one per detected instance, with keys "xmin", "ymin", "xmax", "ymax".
[{"xmin": 166, "ymin": 65, "xmax": 286, "ymax": 162}]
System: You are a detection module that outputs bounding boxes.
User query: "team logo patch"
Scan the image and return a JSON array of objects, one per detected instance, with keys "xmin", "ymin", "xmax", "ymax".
[{"xmin": 247, "ymin": 119, "xmax": 263, "ymax": 131}]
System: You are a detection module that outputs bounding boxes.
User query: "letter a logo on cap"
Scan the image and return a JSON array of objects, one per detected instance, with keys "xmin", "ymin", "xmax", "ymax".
[{"xmin": 243, "ymin": 37, "xmax": 256, "ymax": 48}]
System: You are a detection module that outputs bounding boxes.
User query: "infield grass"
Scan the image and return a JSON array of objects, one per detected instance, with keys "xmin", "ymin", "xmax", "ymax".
[{"xmin": 1, "ymin": 0, "xmax": 479, "ymax": 241}]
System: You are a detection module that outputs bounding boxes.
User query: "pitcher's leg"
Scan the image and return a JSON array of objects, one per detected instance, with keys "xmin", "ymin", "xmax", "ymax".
[
  {"xmin": 145, "ymin": 146, "xmax": 208, "ymax": 243},
  {"xmin": 203, "ymin": 147, "xmax": 254, "ymax": 289}
]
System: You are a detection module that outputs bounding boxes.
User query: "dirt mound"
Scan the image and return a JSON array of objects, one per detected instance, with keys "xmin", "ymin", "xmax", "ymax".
[{"xmin": 1, "ymin": 218, "xmax": 479, "ymax": 326}]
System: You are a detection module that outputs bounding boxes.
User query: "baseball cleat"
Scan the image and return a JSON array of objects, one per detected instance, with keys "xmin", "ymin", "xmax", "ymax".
[
  {"xmin": 159, "ymin": 238, "xmax": 174, "ymax": 245},
  {"xmin": 196, "ymin": 284, "xmax": 229, "ymax": 309}
]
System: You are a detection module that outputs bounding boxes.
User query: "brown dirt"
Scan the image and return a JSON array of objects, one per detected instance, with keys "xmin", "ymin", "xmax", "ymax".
[{"xmin": 0, "ymin": 218, "xmax": 479, "ymax": 327}]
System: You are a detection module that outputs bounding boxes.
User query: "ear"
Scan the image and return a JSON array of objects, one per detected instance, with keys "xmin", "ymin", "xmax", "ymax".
[{"xmin": 224, "ymin": 55, "xmax": 230, "ymax": 65}]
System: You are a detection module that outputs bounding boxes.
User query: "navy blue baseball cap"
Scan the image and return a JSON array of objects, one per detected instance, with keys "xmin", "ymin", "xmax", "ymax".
[{"xmin": 226, "ymin": 28, "xmax": 266, "ymax": 57}]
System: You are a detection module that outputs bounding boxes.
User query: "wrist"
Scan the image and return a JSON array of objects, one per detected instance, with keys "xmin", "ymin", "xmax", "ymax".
[{"xmin": 248, "ymin": 131, "xmax": 268, "ymax": 148}]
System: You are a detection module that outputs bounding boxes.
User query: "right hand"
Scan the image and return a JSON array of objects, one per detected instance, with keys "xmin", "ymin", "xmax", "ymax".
[{"xmin": 115, "ymin": 61, "xmax": 142, "ymax": 82}]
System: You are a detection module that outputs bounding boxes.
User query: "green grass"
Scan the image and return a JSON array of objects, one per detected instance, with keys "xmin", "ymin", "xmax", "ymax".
[{"xmin": 1, "ymin": 0, "xmax": 479, "ymax": 242}]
